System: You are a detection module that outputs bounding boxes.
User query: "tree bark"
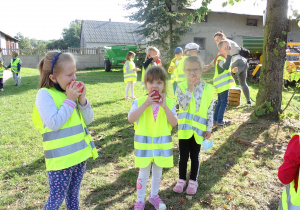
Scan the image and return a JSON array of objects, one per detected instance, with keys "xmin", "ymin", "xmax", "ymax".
[{"xmin": 256, "ymin": 0, "xmax": 288, "ymax": 120}]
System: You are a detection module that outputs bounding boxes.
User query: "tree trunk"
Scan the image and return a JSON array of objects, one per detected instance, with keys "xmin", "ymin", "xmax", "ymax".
[{"xmin": 255, "ymin": 0, "xmax": 288, "ymax": 120}]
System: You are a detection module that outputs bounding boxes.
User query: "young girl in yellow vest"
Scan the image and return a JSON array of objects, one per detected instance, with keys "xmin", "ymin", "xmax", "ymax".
[
  {"xmin": 174, "ymin": 55, "xmax": 214, "ymax": 195},
  {"xmin": 213, "ymin": 40, "xmax": 236, "ymax": 126},
  {"xmin": 6, "ymin": 51, "xmax": 22, "ymax": 86},
  {"xmin": 168, "ymin": 47, "xmax": 183, "ymax": 95},
  {"xmin": 278, "ymin": 133, "xmax": 300, "ymax": 209},
  {"xmin": 32, "ymin": 51, "xmax": 98, "ymax": 210},
  {"xmin": 141, "ymin": 46, "xmax": 162, "ymax": 94},
  {"xmin": 128, "ymin": 66, "xmax": 178, "ymax": 210},
  {"xmin": 124, "ymin": 51, "xmax": 140, "ymax": 100}
]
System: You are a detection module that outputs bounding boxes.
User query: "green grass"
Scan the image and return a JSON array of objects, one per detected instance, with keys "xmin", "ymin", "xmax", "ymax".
[{"xmin": 0, "ymin": 68, "xmax": 299, "ymax": 209}]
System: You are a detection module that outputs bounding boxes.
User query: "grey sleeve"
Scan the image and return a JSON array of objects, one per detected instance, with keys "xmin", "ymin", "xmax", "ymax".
[
  {"xmin": 78, "ymin": 100, "xmax": 94, "ymax": 125},
  {"xmin": 36, "ymin": 89, "xmax": 76, "ymax": 131}
]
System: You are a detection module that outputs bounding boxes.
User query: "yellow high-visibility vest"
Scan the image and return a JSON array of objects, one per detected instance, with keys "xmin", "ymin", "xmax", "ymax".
[
  {"xmin": 213, "ymin": 56, "xmax": 235, "ymax": 93},
  {"xmin": 0, "ymin": 65, "xmax": 3, "ymax": 78},
  {"xmin": 177, "ymin": 81, "xmax": 214, "ymax": 144},
  {"xmin": 123, "ymin": 60, "xmax": 137, "ymax": 83},
  {"xmin": 32, "ymin": 88, "xmax": 98, "ymax": 171},
  {"xmin": 11, "ymin": 58, "xmax": 22, "ymax": 73},
  {"xmin": 168, "ymin": 57, "xmax": 177, "ymax": 84},
  {"xmin": 134, "ymin": 96, "xmax": 174, "ymax": 168},
  {"xmin": 176, "ymin": 56, "xmax": 187, "ymax": 84}
]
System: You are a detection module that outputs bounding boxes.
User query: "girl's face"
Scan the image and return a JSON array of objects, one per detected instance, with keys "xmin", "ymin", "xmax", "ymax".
[
  {"xmin": 148, "ymin": 51, "xmax": 158, "ymax": 58},
  {"xmin": 51, "ymin": 61, "xmax": 77, "ymax": 90},
  {"xmin": 214, "ymin": 35, "xmax": 224, "ymax": 44},
  {"xmin": 184, "ymin": 62, "xmax": 202, "ymax": 79},
  {"xmin": 130, "ymin": 55, "xmax": 135, "ymax": 60},
  {"xmin": 146, "ymin": 79, "xmax": 164, "ymax": 93}
]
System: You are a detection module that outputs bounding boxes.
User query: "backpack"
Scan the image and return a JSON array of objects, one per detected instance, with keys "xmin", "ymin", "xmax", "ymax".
[{"xmin": 239, "ymin": 46, "xmax": 250, "ymax": 58}]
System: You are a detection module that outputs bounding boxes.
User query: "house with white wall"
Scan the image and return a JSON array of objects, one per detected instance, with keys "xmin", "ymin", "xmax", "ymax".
[{"xmin": 0, "ymin": 31, "xmax": 19, "ymax": 55}]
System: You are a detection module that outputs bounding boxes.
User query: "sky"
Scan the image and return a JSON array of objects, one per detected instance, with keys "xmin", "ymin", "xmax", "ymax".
[{"xmin": 0, "ymin": 0, "xmax": 299, "ymax": 41}]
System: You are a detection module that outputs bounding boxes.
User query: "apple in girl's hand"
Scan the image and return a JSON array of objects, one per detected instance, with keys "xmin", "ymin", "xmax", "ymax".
[
  {"xmin": 154, "ymin": 57, "xmax": 161, "ymax": 64},
  {"xmin": 151, "ymin": 90, "xmax": 161, "ymax": 102},
  {"xmin": 77, "ymin": 82, "xmax": 83, "ymax": 93}
]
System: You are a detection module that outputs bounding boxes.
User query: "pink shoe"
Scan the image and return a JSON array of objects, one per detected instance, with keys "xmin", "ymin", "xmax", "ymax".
[
  {"xmin": 134, "ymin": 201, "xmax": 145, "ymax": 210},
  {"xmin": 186, "ymin": 180, "xmax": 199, "ymax": 195},
  {"xmin": 149, "ymin": 194, "xmax": 166, "ymax": 210},
  {"xmin": 173, "ymin": 179, "xmax": 186, "ymax": 193}
]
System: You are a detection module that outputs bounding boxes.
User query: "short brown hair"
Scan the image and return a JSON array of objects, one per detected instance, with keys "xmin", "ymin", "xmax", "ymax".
[
  {"xmin": 214, "ymin": 30, "xmax": 226, "ymax": 39},
  {"xmin": 11, "ymin": 51, "xmax": 18, "ymax": 57},
  {"xmin": 38, "ymin": 51, "xmax": 75, "ymax": 89},
  {"xmin": 126, "ymin": 51, "xmax": 136, "ymax": 61},
  {"xmin": 217, "ymin": 40, "xmax": 229, "ymax": 49},
  {"xmin": 184, "ymin": 56, "xmax": 203, "ymax": 71},
  {"xmin": 144, "ymin": 66, "xmax": 168, "ymax": 93}
]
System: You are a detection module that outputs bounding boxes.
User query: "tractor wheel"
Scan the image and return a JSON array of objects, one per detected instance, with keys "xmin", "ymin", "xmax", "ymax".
[{"xmin": 104, "ymin": 59, "xmax": 111, "ymax": 72}]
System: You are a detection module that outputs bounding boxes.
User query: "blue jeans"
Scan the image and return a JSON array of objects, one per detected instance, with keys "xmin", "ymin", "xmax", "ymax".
[{"xmin": 213, "ymin": 90, "xmax": 229, "ymax": 124}]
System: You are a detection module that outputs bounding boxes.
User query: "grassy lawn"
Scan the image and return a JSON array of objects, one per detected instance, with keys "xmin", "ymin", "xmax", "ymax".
[{"xmin": 0, "ymin": 68, "xmax": 299, "ymax": 209}]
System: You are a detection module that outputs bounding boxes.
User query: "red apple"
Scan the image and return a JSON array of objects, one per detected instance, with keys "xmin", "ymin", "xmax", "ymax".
[
  {"xmin": 154, "ymin": 57, "xmax": 161, "ymax": 64},
  {"xmin": 77, "ymin": 82, "xmax": 83, "ymax": 93},
  {"xmin": 151, "ymin": 90, "xmax": 161, "ymax": 102}
]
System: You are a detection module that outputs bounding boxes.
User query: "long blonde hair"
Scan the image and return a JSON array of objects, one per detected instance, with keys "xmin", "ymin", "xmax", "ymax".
[
  {"xmin": 38, "ymin": 51, "xmax": 75, "ymax": 89},
  {"xmin": 145, "ymin": 46, "xmax": 160, "ymax": 61}
]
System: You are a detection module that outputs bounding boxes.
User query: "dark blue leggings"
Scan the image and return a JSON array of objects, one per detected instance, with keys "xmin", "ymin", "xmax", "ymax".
[{"xmin": 44, "ymin": 161, "xmax": 86, "ymax": 210}]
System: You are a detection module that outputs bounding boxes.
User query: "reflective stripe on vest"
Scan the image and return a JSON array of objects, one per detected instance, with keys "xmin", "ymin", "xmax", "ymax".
[
  {"xmin": 0, "ymin": 66, "xmax": 3, "ymax": 78},
  {"xmin": 43, "ymin": 124, "xmax": 83, "ymax": 141},
  {"xmin": 178, "ymin": 124, "xmax": 206, "ymax": 137},
  {"xmin": 135, "ymin": 149, "xmax": 173, "ymax": 157},
  {"xmin": 134, "ymin": 135, "xmax": 172, "ymax": 144},
  {"xmin": 11, "ymin": 58, "xmax": 21, "ymax": 73},
  {"xmin": 213, "ymin": 56, "xmax": 235, "ymax": 93}
]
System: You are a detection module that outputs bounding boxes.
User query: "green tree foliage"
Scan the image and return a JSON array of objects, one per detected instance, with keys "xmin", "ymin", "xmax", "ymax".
[
  {"xmin": 125, "ymin": 0, "xmax": 196, "ymax": 60},
  {"xmin": 14, "ymin": 32, "xmax": 31, "ymax": 49}
]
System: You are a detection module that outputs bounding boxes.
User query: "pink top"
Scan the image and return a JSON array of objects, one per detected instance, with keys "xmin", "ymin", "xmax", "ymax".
[{"xmin": 152, "ymin": 104, "xmax": 160, "ymax": 122}]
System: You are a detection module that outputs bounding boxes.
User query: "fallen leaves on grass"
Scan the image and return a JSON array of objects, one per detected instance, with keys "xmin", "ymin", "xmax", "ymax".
[
  {"xmin": 129, "ymin": 187, "xmax": 135, "ymax": 193},
  {"xmin": 179, "ymin": 198, "xmax": 186, "ymax": 205},
  {"xmin": 242, "ymin": 170, "xmax": 248, "ymax": 176},
  {"xmin": 237, "ymin": 186, "xmax": 243, "ymax": 192},
  {"xmin": 201, "ymin": 198, "xmax": 212, "ymax": 205},
  {"xmin": 219, "ymin": 170, "xmax": 226, "ymax": 174},
  {"xmin": 186, "ymin": 195, "xmax": 193, "ymax": 200}
]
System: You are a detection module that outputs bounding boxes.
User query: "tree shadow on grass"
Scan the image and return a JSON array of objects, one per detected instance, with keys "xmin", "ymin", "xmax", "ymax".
[{"xmin": 157, "ymin": 118, "xmax": 276, "ymax": 209}]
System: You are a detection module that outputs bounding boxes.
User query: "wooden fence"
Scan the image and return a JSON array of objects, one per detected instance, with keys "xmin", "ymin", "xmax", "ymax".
[{"xmin": 1, "ymin": 47, "xmax": 106, "ymax": 56}]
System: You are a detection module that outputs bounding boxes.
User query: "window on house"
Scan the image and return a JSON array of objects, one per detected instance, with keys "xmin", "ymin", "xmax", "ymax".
[
  {"xmin": 247, "ymin": 19, "xmax": 258, "ymax": 26},
  {"xmin": 193, "ymin": 37, "xmax": 205, "ymax": 50}
]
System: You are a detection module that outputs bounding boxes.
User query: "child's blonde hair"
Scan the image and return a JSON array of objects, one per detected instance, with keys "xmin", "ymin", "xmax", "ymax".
[
  {"xmin": 11, "ymin": 51, "xmax": 18, "ymax": 57},
  {"xmin": 126, "ymin": 51, "xmax": 136, "ymax": 61},
  {"xmin": 38, "ymin": 51, "xmax": 75, "ymax": 89},
  {"xmin": 144, "ymin": 66, "xmax": 168, "ymax": 93},
  {"xmin": 145, "ymin": 46, "xmax": 160, "ymax": 61},
  {"xmin": 184, "ymin": 56, "xmax": 203, "ymax": 71},
  {"xmin": 217, "ymin": 40, "xmax": 229, "ymax": 49}
]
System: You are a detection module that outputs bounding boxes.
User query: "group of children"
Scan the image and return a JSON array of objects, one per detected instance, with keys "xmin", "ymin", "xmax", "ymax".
[
  {"xmin": 0, "ymin": 49, "xmax": 22, "ymax": 91},
  {"xmin": 31, "ymin": 38, "xmax": 299, "ymax": 209}
]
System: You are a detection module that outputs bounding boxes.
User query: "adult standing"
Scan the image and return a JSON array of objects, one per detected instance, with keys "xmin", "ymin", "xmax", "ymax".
[{"xmin": 204, "ymin": 31, "xmax": 251, "ymax": 106}]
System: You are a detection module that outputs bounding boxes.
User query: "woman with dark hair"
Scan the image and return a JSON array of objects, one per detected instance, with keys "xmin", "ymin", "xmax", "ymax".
[{"xmin": 204, "ymin": 31, "xmax": 251, "ymax": 106}]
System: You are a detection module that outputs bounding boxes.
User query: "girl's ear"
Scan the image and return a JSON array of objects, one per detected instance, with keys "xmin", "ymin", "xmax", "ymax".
[{"xmin": 49, "ymin": 74, "xmax": 57, "ymax": 83}]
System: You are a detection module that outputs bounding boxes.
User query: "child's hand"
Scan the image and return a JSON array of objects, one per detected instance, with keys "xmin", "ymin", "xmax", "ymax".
[
  {"xmin": 145, "ymin": 91, "xmax": 160, "ymax": 106},
  {"xmin": 204, "ymin": 131, "xmax": 211, "ymax": 140},
  {"xmin": 77, "ymin": 81, "xmax": 87, "ymax": 106},
  {"xmin": 203, "ymin": 65, "xmax": 210, "ymax": 72},
  {"xmin": 158, "ymin": 93, "xmax": 167, "ymax": 109},
  {"xmin": 66, "ymin": 81, "xmax": 82, "ymax": 102},
  {"xmin": 134, "ymin": 68, "xmax": 141, "ymax": 71}
]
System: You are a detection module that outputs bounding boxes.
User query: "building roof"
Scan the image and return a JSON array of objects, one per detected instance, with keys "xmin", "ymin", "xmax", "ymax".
[
  {"xmin": 81, "ymin": 20, "xmax": 145, "ymax": 44},
  {"xmin": 0, "ymin": 31, "xmax": 19, "ymax": 42}
]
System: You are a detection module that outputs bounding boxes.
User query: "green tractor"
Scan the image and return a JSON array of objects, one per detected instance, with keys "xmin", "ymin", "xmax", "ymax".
[{"xmin": 104, "ymin": 45, "xmax": 145, "ymax": 72}]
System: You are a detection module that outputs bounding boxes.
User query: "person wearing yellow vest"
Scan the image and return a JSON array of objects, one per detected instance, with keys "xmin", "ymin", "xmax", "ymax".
[
  {"xmin": 141, "ymin": 46, "xmax": 162, "ymax": 94},
  {"xmin": 168, "ymin": 47, "xmax": 183, "ymax": 94},
  {"xmin": 124, "ymin": 51, "xmax": 140, "ymax": 100},
  {"xmin": 278, "ymin": 133, "xmax": 300, "ymax": 209},
  {"xmin": 5, "ymin": 51, "xmax": 21, "ymax": 86},
  {"xmin": 176, "ymin": 43, "xmax": 199, "ymax": 85},
  {"xmin": 213, "ymin": 40, "xmax": 236, "ymax": 126},
  {"xmin": 128, "ymin": 66, "xmax": 177, "ymax": 210},
  {"xmin": 32, "ymin": 51, "xmax": 98, "ymax": 210},
  {"xmin": 174, "ymin": 56, "xmax": 215, "ymax": 195}
]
